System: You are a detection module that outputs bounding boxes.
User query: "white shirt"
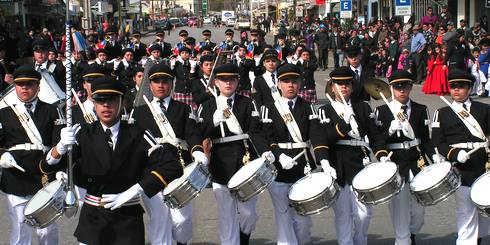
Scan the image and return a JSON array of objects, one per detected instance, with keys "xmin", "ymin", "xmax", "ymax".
[
  {"xmin": 350, "ymin": 65, "xmax": 362, "ymax": 79},
  {"xmin": 392, "ymin": 99, "xmax": 412, "ymax": 118},
  {"xmin": 262, "ymin": 70, "xmax": 277, "ymax": 86},
  {"xmin": 152, "ymin": 96, "xmax": 171, "ymax": 111},
  {"xmin": 453, "ymin": 99, "xmax": 472, "ymax": 113},
  {"xmin": 280, "ymin": 96, "xmax": 298, "ymax": 111},
  {"xmin": 35, "ymin": 60, "xmax": 49, "ymax": 71},
  {"xmin": 19, "ymin": 98, "xmax": 38, "ymax": 114},
  {"xmin": 217, "ymin": 93, "xmax": 236, "ymax": 108},
  {"xmin": 101, "ymin": 120, "xmax": 120, "ymax": 150}
]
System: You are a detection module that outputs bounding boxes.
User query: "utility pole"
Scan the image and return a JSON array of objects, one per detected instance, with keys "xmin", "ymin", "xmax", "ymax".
[{"xmin": 140, "ymin": 0, "xmax": 143, "ymax": 31}]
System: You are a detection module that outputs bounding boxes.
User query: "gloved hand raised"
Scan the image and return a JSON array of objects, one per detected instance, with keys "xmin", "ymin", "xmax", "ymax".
[
  {"xmin": 279, "ymin": 153, "xmax": 297, "ymax": 170},
  {"xmin": 56, "ymin": 124, "xmax": 80, "ymax": 155},
  {"xmin": 213, "ymin": 110, "xmax": 227, "ymax": 127},
  {"xmin": 457, "ymin": 150, "xmax": 470, "ymax": 163}
]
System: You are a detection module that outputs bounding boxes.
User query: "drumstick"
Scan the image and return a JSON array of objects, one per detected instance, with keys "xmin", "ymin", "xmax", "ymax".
[
  {"xmin": 467, "ymin": 142, "xmax": 488, "ymax": 155},
  {"xmin": 434, "ymin": 147, "xmax": 441, "ymax": 164},
  {"xmin": 379, "ymin": 92, "xmax": 401, "ymax": 137},
  {"xmin": 11, "ymin": 161, "xmax": 25, "ymax": 172},
  {"xmin": 334, "ymin": 83, "xmax": 348, "ymax": 106},
  {"xmin": 292, "ymin": 149, "xmax": 307, "ymax": 161}
]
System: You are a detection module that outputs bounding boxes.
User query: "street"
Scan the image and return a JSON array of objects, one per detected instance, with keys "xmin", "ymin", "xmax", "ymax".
[{"xmin": 1, "ymin": 25, "xmax": 490, "ymax": 245}]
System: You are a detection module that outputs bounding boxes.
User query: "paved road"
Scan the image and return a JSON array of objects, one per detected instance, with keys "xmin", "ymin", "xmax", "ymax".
[{"xmin": 1, "ymin": 25, "xmax": 490, "ymax": 244}]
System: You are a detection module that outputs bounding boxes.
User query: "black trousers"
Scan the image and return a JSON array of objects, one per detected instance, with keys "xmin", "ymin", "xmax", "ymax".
[{"xmin": 318, "ymin": 48, "xmax": 329, "ymax": 69}]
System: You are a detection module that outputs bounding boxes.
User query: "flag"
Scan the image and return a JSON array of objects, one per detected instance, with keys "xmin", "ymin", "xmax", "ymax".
[
  {"xmin": 246, "ymin": 43, "xmax": 254, "ymax": 59},
  {"xmin": 275, "ymin": 45, "xmax": 283, "ymax": 61},
  {"xmin": 72, "ymin": 31, "xmax": 88, "ymax": 52},
  {"xmin": 96, "ymin": 39, "xmax": 107, "ymax": 50}
]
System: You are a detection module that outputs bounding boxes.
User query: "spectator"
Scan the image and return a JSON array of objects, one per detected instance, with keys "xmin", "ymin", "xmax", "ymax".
[
  {"xmin": 469, "ymin": 47, "xmax": 486, "ymax": 95},
  {"xmin": 439, "ymin": 5, "xmax": 452, "ymax": 27},
  {"xmin": 443, "ymin": 21, "xmax": 457, "ymax": 45},
  {"xmin": 445, "ymin": 30, "xmax": 472, "ymax": 71},
  {"xmin": 435, "ymin": 26, "xmax": 446, "ymax": 45},
  {"xmin": 420, "ymin": 7, "xmax": 438, "ymax": 26},
  {"xmin": 388, "ymin": 34, "xmax": 399, "ymax": 66},
  {"xmin": 398, "ymin": 48, "xmax": 411, "ymax": 71},
  {"xmin": 410, "ymin": 25, "xmax": 427, "ymax": 84},
  {"xmin": 422, "ymin": 44, "xmax": 449, "ymax": 95},
  {"xmin": 314, "ymin": 24, "xmax": 329, "ymax": 70},
  {"xmin": 422, "ymin": 23, "xmax": 435, "ymax": 45}
]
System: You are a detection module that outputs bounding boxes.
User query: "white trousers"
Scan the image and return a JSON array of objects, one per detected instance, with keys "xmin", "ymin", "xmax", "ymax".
[
  {"xmin": 332, "ymin": 185, "xmax": 373, "ymax": 245},
  {"xmin": 268, "ymin": 181, "xmax": 312, "ymax": 245},
  {"xmin": 170, "ymin": 203, "xmax": 193, "ymax": 243},
  {"xmin": 6, "ymin": 194, "xmax": 59, "ymax": 245},
  {"xmin": 213, "ymin": 182, "xmax": 259, "ymax": 245},
  {"xmin": 388, "ymin": 184, "xmax": 425, "ymax": 245},
  {"xmin": 141, "ymin": 192, "xmax": 173, "ymax": 245},
  {"xmin": 456, "ymin": 186, "xmax": 490, "ymax": 245}
]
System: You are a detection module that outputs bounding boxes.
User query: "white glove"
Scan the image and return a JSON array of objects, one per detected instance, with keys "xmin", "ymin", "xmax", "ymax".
[
  {"xmin": 388, "ymin": 120, "xmax": 403, "ymax": 136},
  {"xmin": 380, "ymin": 156, "xmax": 390, "ymax": 162},
  {"xmin": 190, "ymin": 60, "xmax": 197, "ymax": 73},
  {"xmin": 101, "ymin": 184, "xmax": 144, "ymax": 210},
  {"xmin": 320, "ymin": 159, "xmax": 337, "ymax": 179},
  {"xmin": 170, "ymin": 59, "xmax": 176, "ymax": 69},
  {"xmin": 343, "ymin": 105, "xmax": 354, "ymax": 124},
  {"xmin": 457, "ymin": 150, "xmax": 470, "ymax": 163},
  {"xmin": 213, "ymin": 110, "xmax": 227, "ymax": 126},
  {"xmin": 261, "ymin": 151, "xmax": 275, "ymax": 163},
  {"xmin": 279, "ymin": 153, "xmax": 296, "ymax": 170},
  {"xmin": 432, "ymin": 154, "xmax": 445, "ymax": 164},
  {"xmin": 192, "ymin": 151, "xmax": 209, "ymax": 165},
  {"xmin": 56, "ymin": 124, "xmax": 80, "ymax": 155},
  {"xmin": 113, "ymin": 59, "xmax": 121, "ymax": 69},
  {"xmin": 0, "ymin": 152, "xmax": 24, "ymax": 173},
  {"xmin": 55, "ymin": 171, "xmax": 68, "ymax": 182}
]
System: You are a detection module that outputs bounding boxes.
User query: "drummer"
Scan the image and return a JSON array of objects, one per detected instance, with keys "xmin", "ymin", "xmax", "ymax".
[
  {"xmin": 73, "ymin": 64, "xmax": 107, "ymax": 124},
  {"xmin": 260, "ymin": 63, "xmax": 320, "ymax": 244},
  {"xmin": 432, "ymin": 69, "xmax": 490, "ymax": 245},
  {"xmin": 44, "ymin": 76, "xmax": 183, "ymax": 245},
  {"xmin": 313, "ymin": 66, "xmax": 388, "ymax": 245},
  {"xmin": 133, "ymin": 63, "xmax": 208, "ymax": 245},
  {"xmin": 374, "ymin": 70, "xmax": 436, "ymax": 245},
  {"xmin": 196, "ymin": 63, "xmax": 272, "ymax": 245},
  {"xmin": 252, "ymin": 49, "xmax": 280, "ymax": 107},
  {"xmin": 0, "ymin": 65, "xmax": 65, "ymax": 245}
]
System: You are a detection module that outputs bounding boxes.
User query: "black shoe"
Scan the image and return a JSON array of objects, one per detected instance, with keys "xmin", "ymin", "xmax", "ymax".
[
  {"xmin": 478, "ymin": 238, "xmax": 482, "ymax": 245},
  {"xmin": 410, "ymin": 233, "xmax": 416, "ymax": 245},
  {"xmin": 240, "ymin": 231, "xmax": 251, "ymax": 245}
]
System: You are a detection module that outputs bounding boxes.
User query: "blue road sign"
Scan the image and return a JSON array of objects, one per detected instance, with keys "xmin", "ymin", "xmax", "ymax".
[
  {"xmin": 340, "ymin": 0, "xmax": 352, "ymax": 11},
  {"xmin": 395, "ymin": 0, "xmax": 411, "ymax": 6}
]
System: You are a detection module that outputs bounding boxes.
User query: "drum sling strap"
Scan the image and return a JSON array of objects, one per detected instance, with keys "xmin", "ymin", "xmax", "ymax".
[{"xmin": 37, "ymin": 67, "xmax": 65, "ymax": 104}]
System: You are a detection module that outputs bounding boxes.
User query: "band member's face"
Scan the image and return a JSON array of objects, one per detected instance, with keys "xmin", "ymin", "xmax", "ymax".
[
  {"xmin": 346, "ymin": 54, "xmax": 361, "ymax": 67},
  {"xmin": 156, "ymin": 34, "xmax": 164, "ymax": 40},
  {"xmin": 15, "ymin": 81, "xmax": 39, "ymax": 102},
  {"xmin": 203, "ymin": 34, "xmax": 210, "ymax": 40},
  {"xmin": 83, "ymin": 81, "xmax": 92, "ymax": 99},
  {"xmin": 301, "ymin": 52, "xmax": 310, "ymax": 61},
  {"xmin": 180, "ymin": 51, "xmax": 190, "ymax": 60},
  {"xmin": 264, "ymin": 59, "xmax": 278, "ymax": 72},
  {"xmin": 180, "ymin": 35, "xmax": 187, "ymax": 41},
  {"xmin": 123, "ymin": 52, "xmax": 133, "ymax": 62},
  {"xmin": 226, "ymin": 34, "xmax": 233, "ymax": 41},
  {"xmin": 215, "ymin": 77, "xmax": 238, "ymax": 97},
  {"xmin": 332, "ymin": 81, "xmax": 353, "ymax": 101},
  {"xmin": 133, "ymin": 35, "xmax": 140, "ymax": 42},
  {"xmin": 201, "ymin": 50, "xmax": 211, "ymax": 56},
  {"xmin": 97, "ymin": 53, "xmax": 108, "ymax": 62},
  {"xmin": 150, "ymin": 78, "xmax": 173, "ymax": 99},
  {"xmin": 201, "ymin": 61, "xmax": 213, "ymax": 76},
  {"xmin": 449, "ymin": 82, "xmax": 471, "ymax": 102},
  {"xmin": 134, "ymin": 72, "xmax": 144, "ymax": 87},
  {"xmin": 73, "ymin": 51, "xmax": 81, "ymax": 60},
  {"xmin": 237, "ymin": 47, "xmax": 246, "ymax": 57},
  {"xmin": 48, "ymin": 52, "xmax": 56, "ymax": 61},
  {"xmin": 278, "ymin": 79, "xmax": 300, "ymax": 99},
  {"xmin": 94, "ymin": 96, "xmax": 121, "ymax": 127},
  {"xmin": 151, "ymin": 50, "xmax": 161, "ymax": 59},
  {"xmin": 278, "ymin": 39, "xmax": 285, "ymax": 46},
  {"xmin": 33, "ymin": 50, "xmax": 47, "ymax": 64},
  {"xmin": 392, "ymin": 83, "xmax": 412, "ymax": 104}
]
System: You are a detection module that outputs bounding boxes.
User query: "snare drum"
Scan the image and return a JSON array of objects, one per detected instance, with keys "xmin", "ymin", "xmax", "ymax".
[
  {"xmin": 24, "ymin": 180, "xmax": 66, "ymax": 228},
  {"xmin": 288, "ymin": 172, "xmax": 340, "ymax": 216},
  {"xmin": 228, "ymin": 158, "xmax": 277, "ymax": 202},
  {"xmin": 352, "ymin": 161, "xmax": 403, "ymax": 205},
  {"xmin": 410, "ymin": 161, "xmax": 461, "ymax": 206},
  {"xmin": 471, "ymin": 172, "xmax": 490, "ymax": 217},
  {"xmin": 163, "ymin": 162, "xmax": 211, "ymax": 209}
]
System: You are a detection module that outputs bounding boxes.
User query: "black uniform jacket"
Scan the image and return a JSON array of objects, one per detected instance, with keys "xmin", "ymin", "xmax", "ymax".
[
  {"xmin": 190, "ymin": 73, "xmax": 213, "ymax": 106},
  {"xmin": 133, "ymin": 98, "xmax": 204, "ymax": 165},
  {"xmin": 261, "ymin": 97, "xmax": 320, "ymax": 183},
  {"xmin": 252, "ymin": 72, "xmax": 275, "ymax": 108},
  {"xmin": 235, "ymin": 57, "xmax": 255, "ymax": 93},
  {"xmin": 198, "ymin": 95, "xmax": 268, "ymax": 185},
  {"xmin": 0, "ymin": 100, "xmax": 62, "ymax": 196},
  {"xmin": 375, "ymin": 101, "xmax": 435, "ymax": 182},
  {"xmin": 351, "ymin": 66, "xmax": 373, "ymax": 103},
  {"xmin": 296, "ymin": 60, "xmax": 318, "ymax": 90},
  {"xmin": 312, "ymin": 101, "xmax": 388, "ymax": 186},
  {"xmin": 432, "ymin": 101, "xmax": 490, "ymax": 186},
  {"xmin": 174, "ymin": 59, "xmax": 197, "ymax": 94}
]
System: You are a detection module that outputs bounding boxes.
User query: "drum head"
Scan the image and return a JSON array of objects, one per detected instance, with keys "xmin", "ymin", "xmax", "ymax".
[
  {"xmin": 24, "ymin": 180, "xmax": 63, "ymax": 215},
  {"xmin": 163, "ymin": 162, "xmax": 198, "ymax": 194},
  {"xmin": 352, "ymin": 161, "xmax": 397, "ymax": 190},
  {"xmin": 228, "ymin": 158, "xmax": 265, "ymax": 189},
  {"xmin": 471, "ymin": 172, "xmax": 490, "ymax": 206},
  {"xmin": 289, "ymin": 172, "xmax": 332, "ymax": 201},
  {"xmin": 410, "ymin": 161, "xmax": 452, "ymax": 192}
]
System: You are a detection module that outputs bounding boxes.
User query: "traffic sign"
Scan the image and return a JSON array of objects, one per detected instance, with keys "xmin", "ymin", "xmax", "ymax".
[
  {"xmin": 340, "ymin": 0, "xmax": 352, "ymax": 19},
  {"xmin": 395, "ymin": 0, "xmax": 411, "ymax": 16},
  {"xmin": 202, "ymin": 0, "xmax": 207, "ymax": 15}
]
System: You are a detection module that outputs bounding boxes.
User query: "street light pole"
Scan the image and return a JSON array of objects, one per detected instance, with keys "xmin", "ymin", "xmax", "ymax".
[{"xmin": 140, "ymin": 0, "xmax": 143, "ymax": 31}]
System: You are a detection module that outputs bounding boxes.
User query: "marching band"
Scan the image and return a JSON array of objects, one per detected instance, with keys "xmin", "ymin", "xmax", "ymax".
[{"xmin": 1, "ymin": 25, "xmax": 490, "ymax": 245}]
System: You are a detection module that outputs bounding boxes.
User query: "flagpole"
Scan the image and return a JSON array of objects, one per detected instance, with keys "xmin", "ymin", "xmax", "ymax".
[{"xmin": 64, "ymin": 0, "xmax": 78, "ymax": 218}]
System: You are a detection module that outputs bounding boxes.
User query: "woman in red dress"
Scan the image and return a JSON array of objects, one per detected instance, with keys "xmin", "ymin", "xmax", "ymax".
[{"xmin": 422, "ymin": 44, "xmax": 449, "ymax": 95}]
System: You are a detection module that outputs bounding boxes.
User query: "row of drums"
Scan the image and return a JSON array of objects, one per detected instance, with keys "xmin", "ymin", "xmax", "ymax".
[{"xmin": 22, "ymin": 155, "xmax": 490, "ymax": 229}]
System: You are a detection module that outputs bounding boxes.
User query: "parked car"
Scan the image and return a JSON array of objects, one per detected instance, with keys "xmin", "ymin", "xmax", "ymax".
[
  {"xmin": 203, "ymin": 16, "xmax": 212, "ymax": 24},
  {"xmin": 234, "ymin": 17, "xmax": 251, "ymax": 30},
  {"xmin": 153, "ymin": 20, "xmax": 167, "ymax": 30},
  {"xmin": 169, "ymin": 17, "xmax": 184, "ymax": 27},
  {"xmin": 226, "ymin": 17, "xmax": 236, "ymax": 27},
  {"xmin": 180, "ymin": 17, "xmax": 188, "ymax": 26}
]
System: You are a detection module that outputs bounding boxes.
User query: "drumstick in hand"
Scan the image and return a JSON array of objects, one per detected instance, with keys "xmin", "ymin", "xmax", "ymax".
[{"xmin": 12, "ymin": 162, "xmax": 25, "ymax": 172}]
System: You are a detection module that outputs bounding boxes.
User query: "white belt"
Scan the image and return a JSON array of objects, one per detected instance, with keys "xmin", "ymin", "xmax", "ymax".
[
  {"xmin": 276, "ymin": 142, "xmax": 310, "ymax": 149},
  {"xmin": 450, "ymin": 142, "xmax": 488, "ymax": 149},
  {"xmin": 212, "ymin": 134, "xmax": 249, "ymax": 144},
  {"xmin": 8, "ymin": 143, "xmax": 50, "ymax": 152},
  {"xmin": 387, "ymin": 139, "xmax": 420, "ymax": 150},
  {"xmin": 336, "ymin": 139, "xmax": 370, "ymax": 148},
  {"xmin": 155, "ymin": 137, "xmax": 189, "ymax": 150},
  {"xmin": 84, "ymin": 194, "xmax": 140, "ymax": 207}
]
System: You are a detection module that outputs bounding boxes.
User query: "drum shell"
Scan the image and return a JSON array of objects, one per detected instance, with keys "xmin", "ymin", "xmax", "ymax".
[
  {"xmin": 410, "ymin": 167, "xmax": 461, "ymax": 206},
  {"xmin": 353, "ymin": 164, "xmax": 404, "ymax": 205},
  {"xmin": 470, "ymin": 172, "xmax": 490, "ymax": 217},
  {"xmin": 229, "ymin": 161, "xmax": 277, "ymax": 202},
  {"xmin": 289, "ymin": 176, "xmax": 340, "ymax": 216},
  {"xmin": 163, "ymin": 163, "xmax": 211, "ymax": 209},
  {"xmin": 23, "ymin": 180, "xmax": 66, "ymax": 228}
]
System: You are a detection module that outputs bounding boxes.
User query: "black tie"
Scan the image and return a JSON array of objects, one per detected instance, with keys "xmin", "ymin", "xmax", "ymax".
[
  {"xmin": 271, "ymin": 73, "xmax": 276, "ymax": 84},
  {"xmin": 227, "ymin": 98, "xmax": 233, "ymax": 108},
  {"xmin": 158, "ymin": 100, "xmax": 166, "ymax": 113},
  {"xmin": 288, "ymin": 100, "xmax": 294, "ymax": 111},
  {"xmin": 463, "ymin": 103, "xmax": 468, "ymax": 111},
  {"xmin": 401, "ymin": 104, "xmax": 408, "ymax": 117},
  {"xmin": 25, "ymin": 103, "xmax": 34, "ymax": 117},
  {"xmin": 355, "ymin": 69, "xmax": 360, "ymax": 82},
  {"xmin": 105, "ymin": 128, "xmax": 114, "ymax": 153},
  {"xmin": 35, "ymin": 64, "xmax": 41, "ymax": 72}
]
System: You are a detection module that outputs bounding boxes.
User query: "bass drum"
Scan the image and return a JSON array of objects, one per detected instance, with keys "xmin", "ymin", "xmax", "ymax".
[{"xmin": 471, "ymin": 171, "xmax": 490, "ymax": 217}]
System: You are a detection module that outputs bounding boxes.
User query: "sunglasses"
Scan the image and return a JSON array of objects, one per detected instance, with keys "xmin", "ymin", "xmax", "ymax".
[
  {"xmin": 151, "ymin": 78, "xmax": 172, "ymax": 84},
  {"xmin": 392, "ymin": 83, "xmax": 412, "ymax": 90},
  {"xmin": 450, "ymin": 83, "xmax": 469, "ymax": 89}
]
